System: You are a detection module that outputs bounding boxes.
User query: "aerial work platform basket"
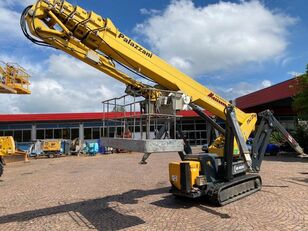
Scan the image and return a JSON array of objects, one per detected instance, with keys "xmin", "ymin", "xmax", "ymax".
[{"xmin": 0, "ymin": 61, "xmax": 31, "ymax": 94}]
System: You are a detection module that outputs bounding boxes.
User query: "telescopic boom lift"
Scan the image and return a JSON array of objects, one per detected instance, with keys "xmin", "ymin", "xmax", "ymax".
[
  {"xmin": 21, "ymin": 0, "xmax": 305, "ymax": 205},
  {"xmin": 0, "ymin": 62, "xmax": 31, "ymax": 176}
]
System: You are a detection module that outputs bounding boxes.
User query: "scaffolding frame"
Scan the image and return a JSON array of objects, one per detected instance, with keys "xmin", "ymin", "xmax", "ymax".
[{"xmin": 101, "ymin": 88, "xmax": 185, "ymax": 154}]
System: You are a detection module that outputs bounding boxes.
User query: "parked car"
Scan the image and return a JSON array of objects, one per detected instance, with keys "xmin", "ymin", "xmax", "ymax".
[{"xmin": 247, "ymin": 138, "xmax": 280, "ymax": 156}]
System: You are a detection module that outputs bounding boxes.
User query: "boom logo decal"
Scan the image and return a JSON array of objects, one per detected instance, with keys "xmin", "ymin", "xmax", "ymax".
[
  {"xmin": 247, "ymin": 114, "xmax": 257, "ymax": 125},
  {"xmin": 118, "ymin": 33, "xmax": 153, "ymax": 58},
  {"xmin": 208, "ymin": 93, "xmax": 228, "ymax": 107}
]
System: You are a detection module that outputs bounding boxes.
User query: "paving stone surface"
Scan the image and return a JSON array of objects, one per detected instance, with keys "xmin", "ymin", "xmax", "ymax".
[{"xmin": 0, "ymin": 152, "xmax": 307, "ymax": 231}]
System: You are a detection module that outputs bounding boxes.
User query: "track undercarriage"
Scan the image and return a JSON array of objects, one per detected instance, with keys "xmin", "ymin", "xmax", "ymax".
[
  {"xmin": 209, "ymin": 174, "xmax": 262, "ymax": 205},
  {"xmin": 170, "ymin": 158, "xmax": 262, "ymax": 206}
]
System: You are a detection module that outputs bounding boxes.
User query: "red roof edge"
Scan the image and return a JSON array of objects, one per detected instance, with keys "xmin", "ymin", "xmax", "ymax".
[
  {"xmin": 235, "ymin": 78, "xmax": 298, "ymax": 109},
  {"xmin": 0, "ymin": 110, "xmax": 212, "ymax": 123}
]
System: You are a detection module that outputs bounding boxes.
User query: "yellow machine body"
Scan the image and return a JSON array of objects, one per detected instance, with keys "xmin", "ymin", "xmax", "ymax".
[
  {"xmin": 41, "ymin": 140, "xmax": 62, "ymax": 152},
  {"xmin": 0, "ymin": 136, "xmax": 16, "ymax": 157},
  {"xmin": 169, "ymin": 161, "xmax": 201, "ymax": 190}
]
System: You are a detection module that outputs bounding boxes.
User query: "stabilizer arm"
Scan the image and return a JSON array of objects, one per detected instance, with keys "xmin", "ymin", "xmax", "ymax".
[{"xmin": 251, "ymin": 110, "xmax": 305, "ymax": 170}]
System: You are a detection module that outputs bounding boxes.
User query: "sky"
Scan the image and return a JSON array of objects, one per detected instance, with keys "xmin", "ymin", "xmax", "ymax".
[{"xmin": 0, "ymin": 0, "xmax": 307, "ymax": 114}]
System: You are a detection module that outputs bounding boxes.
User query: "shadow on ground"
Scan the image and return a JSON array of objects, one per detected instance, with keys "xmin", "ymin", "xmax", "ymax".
[
  {"xmin": 278, "ymin": 172, "xmax": 308, "ymax": 187},
  {"xmin": 264, "ymin": 155, "xmax": 308, "ymax": 163},
  {"xmin": 0, "ymin": 186, "xmax": 231, "ymax": 230},
  {"xmin": 262, "ymin": 184, "xmax": 289, "ymax": 188},
  {"xmin": 0, "ymin": 187, "xmax": 167, "ymax": 231},
  {"xmin": 151, "ymin": 195, "xmax": 231, "ymax": 219},
  {"xmin": 283, "ymin": 177, "xmax": 308, "ymax": 187}
]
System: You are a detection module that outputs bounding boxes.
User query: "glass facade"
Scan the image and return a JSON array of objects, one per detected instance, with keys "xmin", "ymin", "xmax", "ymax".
[
  {"xmin": 0, "ymin": 118, "xmax": 211, "ymax": 145},
  {"xmin": 2, "ymin": 115, "xmax": 296, "ymax": 145},
  {"xmin": 0, "ymin": 129, "xmax": 32, "ymax": 142}
]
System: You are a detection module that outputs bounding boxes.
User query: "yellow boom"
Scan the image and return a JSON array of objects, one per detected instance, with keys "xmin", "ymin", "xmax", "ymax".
[{"xmin": 21, "ymin": 0, "xmax": 257, "ymax": 155}]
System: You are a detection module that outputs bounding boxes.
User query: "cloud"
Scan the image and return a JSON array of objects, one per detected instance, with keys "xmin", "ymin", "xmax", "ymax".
[
  {"xmin": 0, "ymin": 0, "xmax": 35, "ymax": 43},
  {"xmin": 212, "ymin": 79, "xmax": 273, "ymax": 100},
  {"xmin": 287, "ymin": 71, "xmax": 303, "ymax": 77},
  {"xmin": 0, "ymin": 0, "xmax": 39, "ymax": 44},
  {"xmin": 262, "ymin": 80, "xmax": 272, "ymax": 88},
  {"xmin": 140, "ymin": 8, "xmax": 161, "ymax": 16},
  {"xmin": 0, "ymin": 7, "xmax": 23, "ymax": 40},
  {"xmin": 0, "ymin": 0, "xmax": 34, "ymax": 7},
  {"xmin": 0, "ymin": 54, "xmax": 125, "ymax": 113},
  {"xmin": 136, "ymin": 0, "xmax": 296, "ymax": 76}
]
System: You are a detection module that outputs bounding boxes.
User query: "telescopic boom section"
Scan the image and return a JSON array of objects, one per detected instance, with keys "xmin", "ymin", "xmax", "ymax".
[{"xmin": 22, "ymin": 0, "xmax": 257, "ymax": 145}]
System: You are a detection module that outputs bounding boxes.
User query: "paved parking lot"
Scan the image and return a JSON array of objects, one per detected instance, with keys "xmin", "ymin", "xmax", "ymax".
[{"xmin": 0, "ymin": 152, "xmax": 307, "ymax": 231}]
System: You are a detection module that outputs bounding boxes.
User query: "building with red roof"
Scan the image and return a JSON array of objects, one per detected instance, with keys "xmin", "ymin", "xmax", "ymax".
[{"xmin": 235, "ymin": 77, "xmax": 299, "ymax": 130}]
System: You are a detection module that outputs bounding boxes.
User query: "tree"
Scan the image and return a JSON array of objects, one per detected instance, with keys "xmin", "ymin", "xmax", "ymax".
[{"xmin": 292, "ymin": 64, "xmax": 308, "ymax": 120}]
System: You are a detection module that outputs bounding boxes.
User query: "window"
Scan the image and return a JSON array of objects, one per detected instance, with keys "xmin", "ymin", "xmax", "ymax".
[
  {"xmin": 182, "ymin": 124, "xmax": 193, "ymax": 131},
  {"xmin": 101, "ymin": 128, "xmax": 107, "ymax": 137},
  {"xmin": 71, "ymin": 128, "xmax": 79, "ymax": 140},
  {"xmin": 182, "ymin": 120, "xmax": 194, "ymax": 124},
  {"xmin": 36, "ymin": 130, "xmax": 44, "ymax": 140},
  {"xmin": 84, "ymin": 128, "xmax": 92, "ymax": 139},
  {"xmin": 188, "ymin": 132, "xmax": 195, "ymax": 140},
  {"xmin": 13, "ymin": 130, "xmax": 22, "ymax": 142},
  {"xmin": 134, "ymin": 126, "xmax": 140, "ymax": 133},
  {"xmin": 116, "ymin": 127, "xmax": 123, "ymax": 136},
  {"xmin": 93, "ymin": 128, "xmax": 100, "ymax": 139},
  {"xmin": 23, "ymin": 130, "xmax": 31, "ymax": 142},
  {"xmin": 45, "ymin": 129, "xmax": 53, "ymax": 139},
  {"xmin": 4, "ymin": 130, "xmax": 13, "ymax": 136},
  {"xmin": 62, "ymin": 129, "xmax": 70, "ymax": 139},
  {"xmin": 195, "ymin": 123, "xmax": 206, "ymax": 130},
  {"xmin": 54, "ymin": 129, "xmax": 62, "ymax": 139},
  {"xmin": 108, "ymin": 127, "xmax": 115, "ymax": 138}
]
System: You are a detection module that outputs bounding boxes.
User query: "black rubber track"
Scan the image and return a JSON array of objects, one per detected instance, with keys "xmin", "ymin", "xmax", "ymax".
[
  {"xmin": 210, "ymin": 174, "xmax": 262, "ymax": 206},
  {"xmin": 0, "ymin": 162, "xmax": 3, "ymax": 177}
]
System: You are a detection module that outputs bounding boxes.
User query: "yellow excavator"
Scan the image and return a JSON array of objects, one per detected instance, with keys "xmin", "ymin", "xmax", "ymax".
[
  {"xmin": 0, "ymin": 62, "xmax": 31, "ymax": 176},
  {"xmin": 21, "ymin": 0, "xmax": 305, "ymax": 205}
]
